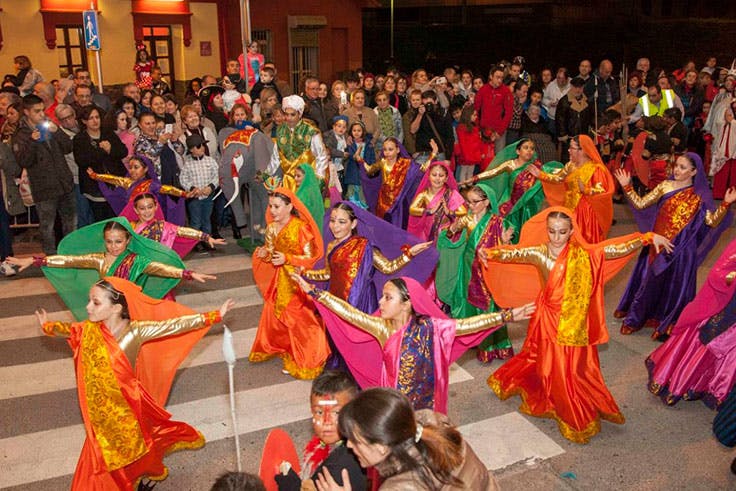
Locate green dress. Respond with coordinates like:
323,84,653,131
296,163,325,234
42,217,186,320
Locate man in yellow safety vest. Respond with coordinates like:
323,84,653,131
629,84,683,124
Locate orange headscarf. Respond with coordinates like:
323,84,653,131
253,187,324,295
104,277,203,406
541,134,615,239
482,206,643,308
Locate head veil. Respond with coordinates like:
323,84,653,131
407,160,465,240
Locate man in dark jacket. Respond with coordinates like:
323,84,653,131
584,59,620,115
302,77,329,132
556,77,593,157
415,90,454,161
12,94,76,254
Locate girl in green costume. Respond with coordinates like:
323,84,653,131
459,139,562,243
436,182,515,362
8,217,216,319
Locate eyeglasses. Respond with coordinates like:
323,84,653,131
59,114,75,121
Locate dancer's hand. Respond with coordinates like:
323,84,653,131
652,233,674,254
190,271,217,283
614,169,631,188
255,246,269,259
208,237,227,248
289,272,315,294
271,251,286,266
511,303,536,321
315,467,351,491
409,241,433,256
501,226,515,245
429,138,439,156
526,165,541,177
219,299,235,318
5,256,34,272
723,187,736,206
34,307,48,328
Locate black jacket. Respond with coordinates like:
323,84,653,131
73,129,128,196
556,94,593,140
12,120,74,200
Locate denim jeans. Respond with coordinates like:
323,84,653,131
187,197,214,235
35,191,77,254
75,184,94,228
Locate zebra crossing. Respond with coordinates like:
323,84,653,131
1,223,734,490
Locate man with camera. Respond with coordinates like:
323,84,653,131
12,94,76,254
411,90,454,164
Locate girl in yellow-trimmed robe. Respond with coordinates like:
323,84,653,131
249,186,329,379
37,277,233,490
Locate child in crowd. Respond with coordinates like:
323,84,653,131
323,115,350,191
273,370,366,491
250,66,282,103
180,134,219,251
344,121,374,207
453,105,492,182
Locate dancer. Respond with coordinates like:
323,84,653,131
88,154,189,223
8,218,215,319
362,137,435,228
36,277,233,489
291,274,533,413
408,159,467,242
460,139,562,243
613,153,734,339
249,185,329,379
528,134,614,243
646,238,736,407
436,182,515,362
481,207,672,443
128,192,226,256
295,163,326,234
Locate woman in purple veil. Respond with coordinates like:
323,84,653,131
613,152,735,340
361,137,434,229
90,154,189,225
302,202,436,370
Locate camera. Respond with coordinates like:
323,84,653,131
424,103,435,112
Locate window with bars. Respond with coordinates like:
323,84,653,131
55,25,88,79
251,30,272,62
289,29,319,94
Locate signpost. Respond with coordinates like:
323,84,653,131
82,5,104,91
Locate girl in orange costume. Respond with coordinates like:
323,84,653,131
528,134,615,243
36,277,234,490
249,185,329,379
480,207,672,443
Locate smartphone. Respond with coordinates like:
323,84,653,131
164,123,173,134
340,91,347,105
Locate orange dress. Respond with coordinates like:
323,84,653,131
538,136,614,243
42,277,221,490
483,207,650,443
250,188,328,379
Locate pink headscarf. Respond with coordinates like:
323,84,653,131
407,160,466,240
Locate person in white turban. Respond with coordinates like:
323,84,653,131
267,95,329,190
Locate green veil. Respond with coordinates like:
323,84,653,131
42,217,185,320
295,163,325,235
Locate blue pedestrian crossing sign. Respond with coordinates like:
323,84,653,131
83,10,101,51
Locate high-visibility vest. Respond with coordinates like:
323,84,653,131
639,89,675,117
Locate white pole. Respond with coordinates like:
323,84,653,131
95,51,104,92
222,325,242,472
390,0,394,60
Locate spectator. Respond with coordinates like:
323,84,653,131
222,58,247,94
133,47,155,89
303,77,329,132
12,55,43,96
343,89,380,143
415,90,454,161
55,103,92,226
73,69,111,112
250,66,282,103
584,59,619,114
73,105,127,221
475,65,514,150
402,89,423,155
71,84,105,119
556,76,593,156
262,62,293,97
675,69,705,128
578,59,593,82
180,134,219,251
238,40,264,89
150,66,172,96
373,90,403,151
506,81,528,143
12,94,76,254
32,81,58,124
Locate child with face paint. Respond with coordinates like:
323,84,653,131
273,370,366,491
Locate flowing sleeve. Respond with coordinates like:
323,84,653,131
603,232,652,259
372,249,411,274
142,261,184,279
42,253,105,273
409,191,431,216
473,160,513,182
485,244,549,268
132,311,221,343
705,202,731,228
285,224,319,268
584,166,611,196
42,321,73,338
304,243,331,281
90,173,132,189
176,225,207,241
455,309,513,336
310,289,391,346
623,182,665,209
364,159,381,176
159,184,188,198
538,163,570,183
